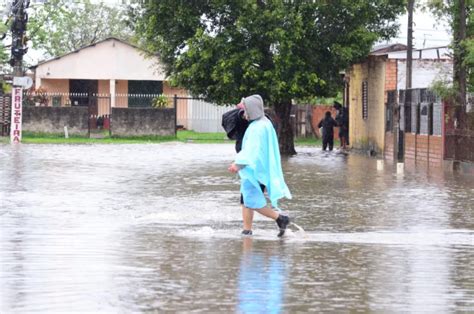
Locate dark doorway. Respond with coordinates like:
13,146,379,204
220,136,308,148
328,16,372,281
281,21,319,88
70,79,99,114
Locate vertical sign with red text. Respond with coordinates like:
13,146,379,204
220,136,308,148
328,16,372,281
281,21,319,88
10,87,23,143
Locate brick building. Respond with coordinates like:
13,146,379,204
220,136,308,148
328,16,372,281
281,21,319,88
344,44,452,167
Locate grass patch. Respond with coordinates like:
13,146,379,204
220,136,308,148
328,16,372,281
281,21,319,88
294,137,342,147
177,130,229,142
0,130,325,146
294,137,322,146
0,130,228,144
0,131,177,144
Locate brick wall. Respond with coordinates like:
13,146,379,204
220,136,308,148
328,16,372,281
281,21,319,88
385,60,397,95
311,105,339,139
404,133,443,167
429,137,443,167
383,60,398,160
405,134,416,162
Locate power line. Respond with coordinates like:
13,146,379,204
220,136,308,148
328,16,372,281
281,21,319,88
414,27,450,32
393,36,451,42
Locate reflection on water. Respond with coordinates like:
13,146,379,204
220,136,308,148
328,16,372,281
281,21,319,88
0,143,473,312
238,238,285,314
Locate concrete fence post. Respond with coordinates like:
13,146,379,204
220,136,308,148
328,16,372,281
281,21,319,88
174,94,178,137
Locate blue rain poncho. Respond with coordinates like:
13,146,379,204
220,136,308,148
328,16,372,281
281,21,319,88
235,117,292,209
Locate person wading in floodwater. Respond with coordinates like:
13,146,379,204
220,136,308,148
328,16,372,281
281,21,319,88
226,94,291,237
317,111,338,151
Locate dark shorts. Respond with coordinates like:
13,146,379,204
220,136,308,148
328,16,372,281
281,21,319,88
240,184,266,205
339,127,348,139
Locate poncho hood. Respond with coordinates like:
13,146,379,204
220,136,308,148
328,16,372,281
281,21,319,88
243,94,264,121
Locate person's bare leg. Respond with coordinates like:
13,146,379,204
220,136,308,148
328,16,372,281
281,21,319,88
242,205,254,231
255,206,279,220
256,206,290,237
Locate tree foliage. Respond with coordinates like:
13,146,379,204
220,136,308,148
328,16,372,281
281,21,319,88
136,0,405,154
426,0,473,92
137,0,404,105
467,37,474,92
0,20,10,74
28,0,133,58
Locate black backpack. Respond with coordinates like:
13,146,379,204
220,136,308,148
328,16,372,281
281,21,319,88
222,108,248,140
222,109,277,140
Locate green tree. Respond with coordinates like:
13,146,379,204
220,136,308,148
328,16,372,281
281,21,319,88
467,38,474,92
427,0,473,93
28,0,133,59
426,0,473,142
136,0,405,155
1,21,10,94
0,21,10,73
462,1,473,93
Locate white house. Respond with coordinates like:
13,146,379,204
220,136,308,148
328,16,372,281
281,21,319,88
30,37,231,131
31,37,188,108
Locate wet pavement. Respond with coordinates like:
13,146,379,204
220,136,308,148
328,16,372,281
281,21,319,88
1,143,473,312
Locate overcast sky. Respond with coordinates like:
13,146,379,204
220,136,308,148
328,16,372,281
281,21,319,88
386,8,451,49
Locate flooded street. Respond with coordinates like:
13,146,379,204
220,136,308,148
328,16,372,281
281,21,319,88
1,143,473,312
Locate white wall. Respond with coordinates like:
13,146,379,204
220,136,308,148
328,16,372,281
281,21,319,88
35,39,166,87
397,60,452,90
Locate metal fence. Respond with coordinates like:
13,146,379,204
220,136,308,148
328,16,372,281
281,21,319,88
386,88,444,162
386,89,474,163
401,89,442,136
386,89,442,136
0,92,233,136
184,98,234,132
0,94,11,136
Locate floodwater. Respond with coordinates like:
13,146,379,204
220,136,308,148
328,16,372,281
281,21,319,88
1,143,473,313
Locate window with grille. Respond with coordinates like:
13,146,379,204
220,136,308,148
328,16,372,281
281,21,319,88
362,81,368,120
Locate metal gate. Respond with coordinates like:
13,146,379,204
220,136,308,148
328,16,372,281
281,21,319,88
88,93,111,137
0,95,11,136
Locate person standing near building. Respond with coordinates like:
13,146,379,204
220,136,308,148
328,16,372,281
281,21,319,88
228,94,291,237
317,111,338,151
334,101,349,149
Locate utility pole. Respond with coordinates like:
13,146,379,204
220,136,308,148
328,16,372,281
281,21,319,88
406,0,414,91
10,0,29,77
453,0,467,163
398,0,415,162
455,0,467,109
9,0,29,143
